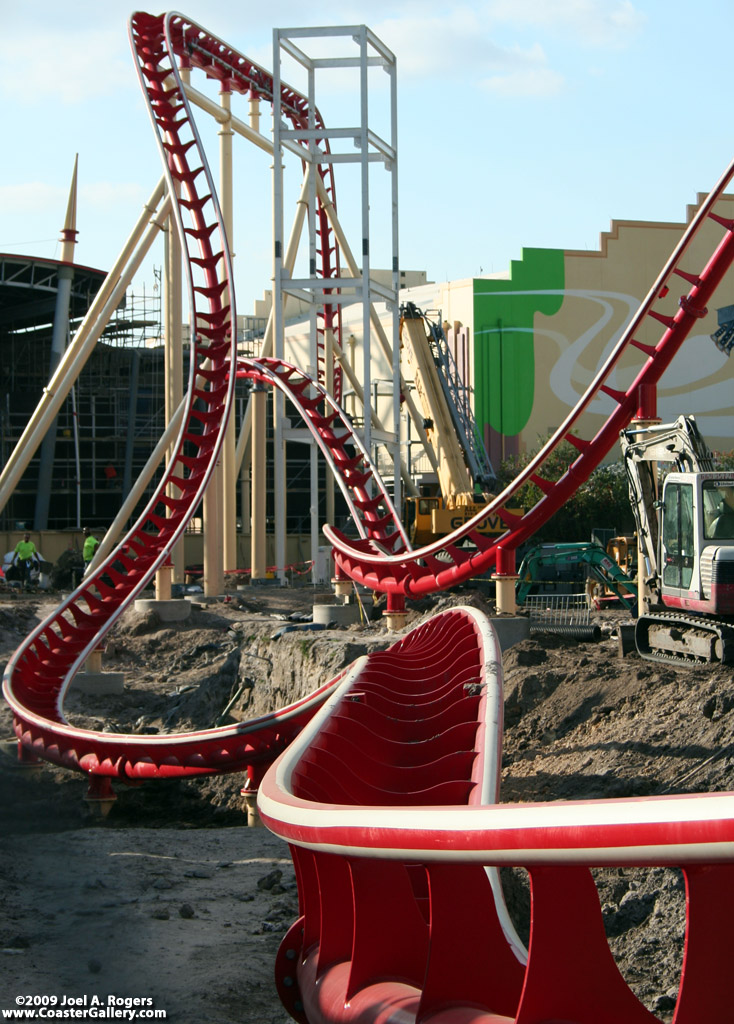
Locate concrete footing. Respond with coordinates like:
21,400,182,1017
313,602,360,627
134,597,192,622
490,615,531,651
71,671,126,695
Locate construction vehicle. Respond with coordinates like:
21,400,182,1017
406,492,515,547
400,303,521,545
620,415,734,664
515,542,638,612
605,534,638,579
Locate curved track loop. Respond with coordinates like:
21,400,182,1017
165,13,344,401
260,607,734,1024
236,357,410,553
0,12,338,788
325,157,734,597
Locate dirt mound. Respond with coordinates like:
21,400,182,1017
2,586,732,1021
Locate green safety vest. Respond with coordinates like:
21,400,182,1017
15,540,36,561
83,536,99,562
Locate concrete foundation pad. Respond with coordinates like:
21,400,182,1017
313,602,360,627
490,615,530,651
71,671,126,696
134,598,192,622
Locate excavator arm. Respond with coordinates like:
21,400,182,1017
516,542,637,611
619,416,715,591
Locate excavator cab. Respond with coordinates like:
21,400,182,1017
622,418,734,662
659,472,734,615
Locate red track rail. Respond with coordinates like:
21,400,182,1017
0,12,346,794
325,158,734,597
165,14,344,401
260,606,734,1024
236,357,409,552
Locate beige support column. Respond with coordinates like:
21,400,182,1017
247,174,310,578
203,403,225,597
240,462,251,561
492,547,519,615
347,334,357,419
251,386,267,579
493,576,519,615
324,328,335,528
220,86,238,579
161,208,184,593
249,93,260,134
155,562,173,600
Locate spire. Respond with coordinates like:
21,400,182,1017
59,154,78,264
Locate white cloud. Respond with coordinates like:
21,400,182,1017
481,64,565,97
372,7,563,86
0,27,132,104
476,40,565,96
374,8,494,77
0,182,66,215
80,182,147,208
484,0,646,47
0,181,145,220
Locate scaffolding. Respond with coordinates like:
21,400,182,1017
0,275,166,531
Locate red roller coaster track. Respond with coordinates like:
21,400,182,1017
164,13,344,402
236,357,410,554
260,606,734,1024
4,12,734,1022
324,159,734,598
1,12,353,796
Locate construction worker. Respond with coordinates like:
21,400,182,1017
82,527,100,573
12,533,39,587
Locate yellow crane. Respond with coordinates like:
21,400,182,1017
400,304,517,546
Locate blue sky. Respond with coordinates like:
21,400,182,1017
2,0,734,313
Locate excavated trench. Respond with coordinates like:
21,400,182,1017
2,587,734,1020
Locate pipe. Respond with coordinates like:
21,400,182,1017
529,624,602,641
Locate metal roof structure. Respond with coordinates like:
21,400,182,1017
0,253,106,336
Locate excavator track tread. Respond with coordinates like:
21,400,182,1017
635,612,734,666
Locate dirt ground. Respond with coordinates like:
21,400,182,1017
1,582,733,1022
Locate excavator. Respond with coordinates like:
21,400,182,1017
515,541,638,612
620,415,734,664
400,304,520,545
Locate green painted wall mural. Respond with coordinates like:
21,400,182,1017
473,248,565,439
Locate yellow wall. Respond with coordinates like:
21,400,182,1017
528,194,734,455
